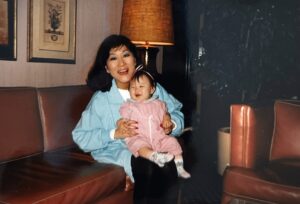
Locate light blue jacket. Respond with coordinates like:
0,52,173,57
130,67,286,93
72,79,184,181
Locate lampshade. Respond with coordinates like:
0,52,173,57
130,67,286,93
120,0,174,46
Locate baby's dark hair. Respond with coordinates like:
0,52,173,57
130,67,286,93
132,69,156,88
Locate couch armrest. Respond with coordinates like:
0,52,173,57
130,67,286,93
230,104,274,169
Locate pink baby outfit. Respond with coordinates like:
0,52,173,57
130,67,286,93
120,98,182,157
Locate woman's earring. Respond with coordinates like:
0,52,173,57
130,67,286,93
105,66,110,73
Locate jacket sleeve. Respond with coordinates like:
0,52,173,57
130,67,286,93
72,93,113,152
155,83,184,136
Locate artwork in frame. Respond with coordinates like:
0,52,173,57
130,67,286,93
0,0,17,61
28,0,76,64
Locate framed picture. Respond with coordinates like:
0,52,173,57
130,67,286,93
28,0,76,64
0,0,17,61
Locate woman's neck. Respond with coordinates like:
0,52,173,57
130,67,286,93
116,81,129,90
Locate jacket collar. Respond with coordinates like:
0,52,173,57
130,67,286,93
106,79,125,104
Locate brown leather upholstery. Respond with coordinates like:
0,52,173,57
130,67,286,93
270,101,300,160
0,85,133,204
222,100,300,204
0,149,127,203
0,88,43,162
37,86,93,151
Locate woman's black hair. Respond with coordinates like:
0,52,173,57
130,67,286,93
86,34,140,92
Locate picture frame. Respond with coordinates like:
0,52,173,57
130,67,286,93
0,0,17,61
28,0,76,64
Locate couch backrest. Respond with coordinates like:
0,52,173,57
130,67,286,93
0,88,44,163
0,85,93,163
37,85,92,152
270,100,300,160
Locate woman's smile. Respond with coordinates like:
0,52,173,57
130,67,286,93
118,68,129,75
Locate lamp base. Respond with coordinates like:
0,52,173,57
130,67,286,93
136,47,159,75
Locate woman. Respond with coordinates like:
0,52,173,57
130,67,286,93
72,34,184,203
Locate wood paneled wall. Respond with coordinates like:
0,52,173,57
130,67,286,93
0,0,123,87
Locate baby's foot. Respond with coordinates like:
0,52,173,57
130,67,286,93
175,161,191,179
178,169,191,179
150,152,174,167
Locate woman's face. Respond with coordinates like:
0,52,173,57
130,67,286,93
106,45,136,89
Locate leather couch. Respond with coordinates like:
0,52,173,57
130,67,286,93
0,85,133,204
221,100,300,204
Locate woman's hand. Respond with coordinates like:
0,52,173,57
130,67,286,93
161,112,174,135
114,118,138,139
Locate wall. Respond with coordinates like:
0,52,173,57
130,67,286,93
188,0,300,102
185,0,300,164
161,0,189,121
0,0,123,87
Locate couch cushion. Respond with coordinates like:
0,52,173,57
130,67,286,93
0,88,43,163
0,148,127,204
223,161,300,204
270,100,300,160
37,85,92,151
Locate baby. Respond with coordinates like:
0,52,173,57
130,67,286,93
119,69,190,179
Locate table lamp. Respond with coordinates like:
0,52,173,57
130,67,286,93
120,0,174,75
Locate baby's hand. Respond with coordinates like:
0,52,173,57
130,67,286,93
114,118,138,139
161,112,174,135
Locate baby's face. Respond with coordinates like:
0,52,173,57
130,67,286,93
129,75,155,102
